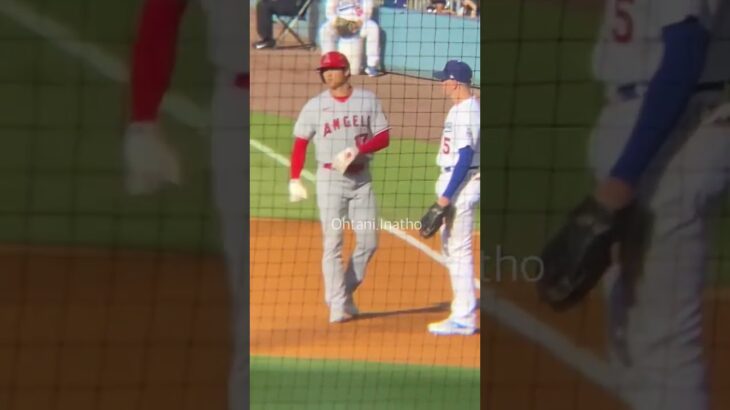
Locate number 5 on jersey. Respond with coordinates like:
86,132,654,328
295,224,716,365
441,136,451,154
613,0,635,43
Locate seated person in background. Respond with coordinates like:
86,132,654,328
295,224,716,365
319,0,382,77
427,0,454,15
253,0,302,49
459,0,478,18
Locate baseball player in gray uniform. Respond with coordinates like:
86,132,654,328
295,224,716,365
586,0,730,408
289,51,390,323
122,0,247,408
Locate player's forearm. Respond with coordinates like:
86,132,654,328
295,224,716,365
130,0,187,122
609,17,709,187
325,0,338,22
357,129,389,154
441,146,474,200
290,137,309,179
361,0,374,21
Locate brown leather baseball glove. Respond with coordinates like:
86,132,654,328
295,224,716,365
334,17,360,38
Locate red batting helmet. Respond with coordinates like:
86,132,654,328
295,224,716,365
317,51,350,71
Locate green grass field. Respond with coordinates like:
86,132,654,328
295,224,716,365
481,0,608,255
0,1,479,408
251,112,481,228
0,0,221,251
251,357,479,410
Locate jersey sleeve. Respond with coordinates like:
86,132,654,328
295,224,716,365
370,97,389,135
451,103,480,151
130,0,188,122
361,0,374,21
325,0,338,22
293,101,317,140
652,0,705,31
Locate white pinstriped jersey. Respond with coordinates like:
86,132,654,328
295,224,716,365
325,0,374,22
437,97,480,168
592,0,730,85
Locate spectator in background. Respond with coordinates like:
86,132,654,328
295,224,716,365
253,0,302,49
320,0,382,76
427,0,455,15
459,0,478,18
427,0,478,18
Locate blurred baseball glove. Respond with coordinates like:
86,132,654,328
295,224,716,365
334,17,360,38
536,195,628,311
419,203,450,238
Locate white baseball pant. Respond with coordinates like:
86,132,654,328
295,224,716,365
436,169,480,327
589,88,730,410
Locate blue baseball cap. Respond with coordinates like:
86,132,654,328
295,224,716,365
433,60,472,84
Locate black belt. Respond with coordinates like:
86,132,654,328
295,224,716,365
444,165,479,172
616,81,726,101
323,162,365,173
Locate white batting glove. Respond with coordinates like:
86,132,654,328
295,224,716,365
123,121,182,195
289,179,308,202
332,147,358,174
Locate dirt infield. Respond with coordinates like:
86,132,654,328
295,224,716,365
483,274,730,410
250,219,480,368
0,245,232,410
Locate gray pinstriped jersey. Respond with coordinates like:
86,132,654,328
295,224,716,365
293,88,389,165
198,0,247,72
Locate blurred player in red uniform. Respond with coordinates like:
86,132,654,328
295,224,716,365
123,1,247,408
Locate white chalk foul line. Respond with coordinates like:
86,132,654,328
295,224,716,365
0,0,622,400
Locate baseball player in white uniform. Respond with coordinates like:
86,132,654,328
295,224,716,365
289,51,390,323
122,0,247,408
427,60,480,336
319,0,382,77
588,0,730,408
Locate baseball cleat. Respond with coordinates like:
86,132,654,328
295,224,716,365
253,39,275,50
329,309,354,324
364,66,381,77
344,299,360,316
427,319,477,336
